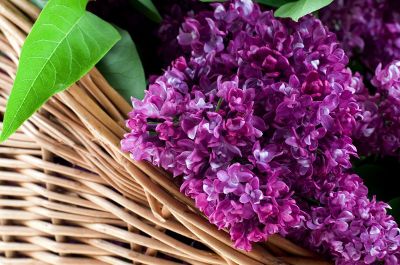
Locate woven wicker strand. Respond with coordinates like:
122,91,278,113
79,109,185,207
0,1,331,264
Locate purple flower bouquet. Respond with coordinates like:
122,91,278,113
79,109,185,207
121,0,400,264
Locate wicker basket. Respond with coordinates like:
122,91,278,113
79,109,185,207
0,1,331,264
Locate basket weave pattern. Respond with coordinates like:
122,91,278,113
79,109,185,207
0,1,329,264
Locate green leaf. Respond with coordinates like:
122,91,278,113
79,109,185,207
30,0,48,8
0,0,121,142
257,0,294,8
97,27,146,101
274,0,333,21
389,198,400,222
128,0,162,23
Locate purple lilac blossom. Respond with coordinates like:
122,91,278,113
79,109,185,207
287,170,400,265
122,0,400,263
320,0,400,71
354,61,400,157
156,0,210,65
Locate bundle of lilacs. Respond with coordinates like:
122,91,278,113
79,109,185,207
122,0,400,264
320,0,400,72
320,0,400,157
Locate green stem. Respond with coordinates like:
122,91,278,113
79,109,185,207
215,98,224,112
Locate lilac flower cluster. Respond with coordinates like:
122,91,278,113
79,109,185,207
156,0,210,65
122,0,400,263
288,170,400,265
354,61,400,157
320,0,400,71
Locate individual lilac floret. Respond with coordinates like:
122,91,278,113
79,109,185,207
354,61,400,157
320,0,400,71
122,1,400,262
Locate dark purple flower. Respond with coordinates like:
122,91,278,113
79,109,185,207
122,1,400,263
354,61,400,157
320,0,400,71
288,172,400,265
156,0,211,65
